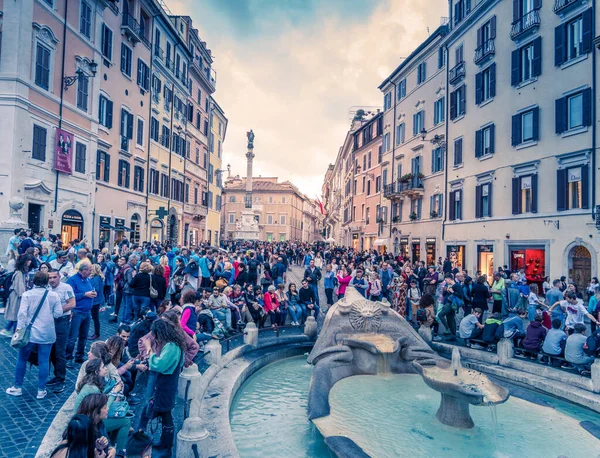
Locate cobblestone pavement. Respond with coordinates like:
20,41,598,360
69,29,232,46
0,307,119,458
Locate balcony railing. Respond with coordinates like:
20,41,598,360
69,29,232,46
120,136,129,152
184,203,208,218
165,58,175,73
383,178,424,199
121,13,150,48
151,91,160,105
510,9,541,41
553,0,580,14
448,61,466,85
474,39,495,65
154,46,164,60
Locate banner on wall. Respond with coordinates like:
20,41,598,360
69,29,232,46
55,128,74,174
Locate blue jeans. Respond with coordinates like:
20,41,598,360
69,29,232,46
131,296,151,321
15,342,52,389
119,294,133,324
66,310,91,361
301,302,320,321
212,308,232,329
288,304,302,323
5,320,17,332
310,284,320,306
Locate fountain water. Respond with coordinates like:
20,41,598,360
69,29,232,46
451,347,461,377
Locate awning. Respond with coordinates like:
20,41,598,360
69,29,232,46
373,238,388,246
100,223,119,230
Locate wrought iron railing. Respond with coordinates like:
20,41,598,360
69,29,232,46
510,9,541,40
448,61,466,85
474,39,495,64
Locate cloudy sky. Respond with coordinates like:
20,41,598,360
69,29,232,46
167,0,448,197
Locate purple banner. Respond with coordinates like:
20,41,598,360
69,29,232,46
55,128,74,174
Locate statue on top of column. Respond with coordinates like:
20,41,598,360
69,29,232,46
246,130,255,149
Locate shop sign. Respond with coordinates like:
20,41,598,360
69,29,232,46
426,238,436,244
568,167,582,183
48,219,54,229
478,245,493,252
99,216,111,227
412,238,421,244
115,218,126,229
55,128,74,174
151,219,163,228
400,237,409,243
595,205,600,229
352,233,359,240
62,210,83,223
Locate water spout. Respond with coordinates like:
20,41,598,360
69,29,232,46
451,348,461,377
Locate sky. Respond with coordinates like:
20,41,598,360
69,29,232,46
166,0,448,197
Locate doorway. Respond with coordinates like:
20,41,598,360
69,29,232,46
61,209,84,247
130,214,141,244
168,214,177,242
28,203,42,233
570,245,591,292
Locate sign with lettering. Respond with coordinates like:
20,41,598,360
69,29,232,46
596,205,600,229
61,209,83,223
55,128,74,174
426,238,436,244
352,233,359,240
100,216,111,227
400,237,409,243
568,167,582,183
115,218,126,229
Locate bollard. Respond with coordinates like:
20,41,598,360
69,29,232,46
591,358,600,393
304,316,318,339
178,363,202,401
418,325,432,343
177,417,210,458
244,321,259,347
497,338,514,365
204,339,222,366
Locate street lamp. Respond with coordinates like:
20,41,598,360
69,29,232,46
421,129,447,149
63,60,98,90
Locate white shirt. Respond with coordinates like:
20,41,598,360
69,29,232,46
51,282,75,317
50,260,74,281
17,287,63,344
561,299,588,328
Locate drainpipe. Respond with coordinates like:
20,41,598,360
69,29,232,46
442,44,449,245
389,81,398,245
591,0,596,220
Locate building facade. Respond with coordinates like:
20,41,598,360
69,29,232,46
206,100,227,245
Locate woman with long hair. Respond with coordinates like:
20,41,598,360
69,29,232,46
1,254,32,336
152,264,167,311
287,283,303,326
138,319,186,453
50,414,99,458
88,264,105,340
76,393,121,458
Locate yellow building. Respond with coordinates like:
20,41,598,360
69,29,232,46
206,99,227,245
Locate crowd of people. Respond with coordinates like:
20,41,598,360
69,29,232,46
1,228,600,456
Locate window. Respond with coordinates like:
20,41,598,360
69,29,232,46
367,180,371,196
194,187,199,204
282,197,286,204
454,0,471,25
431,147,444,173
136,118,144,146
185,183,189,203
101,24,113,60
118,160,130,188
475,183,492,218
35,44,51,90
434,98,445,125
161,126,170,148
120,109,133,150
79,1,92,39
396,123,405,145
280,215,287,225
160,173,169,197
453,138,463,166
555,88,591,134
208,164,214,184
149,169,159,194
475,17,496,62
555,10,592,66
137,60,150,91
383,92,392,110
417,62,427,84
557,166,588,210
98,96,113,128
228,213,235,224
430,194,443,218
450,85,466,120
511,38,541,86
375,176,381,193
383,133,391,152
32,125,47,161
74,143,86,173
475,124,495,158
511,107,539,145
121,44,132,77
150,117,159,142
383,169,388,186
449,189,462,221
133,166,144,192
96,151,110,182
365,207,370,224
267,214,274,225
197,88,202,104
398,79,407,100
77,76,88,111
512,175,538,214
438,47,445,69
475,63,495,104
455,44,464,66
412,110,424,136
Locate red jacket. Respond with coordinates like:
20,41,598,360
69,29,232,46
337,274,352,296
263,292,279,313
163,265,171,289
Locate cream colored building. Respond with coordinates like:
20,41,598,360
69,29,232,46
221,177,310,242
205,100,227,245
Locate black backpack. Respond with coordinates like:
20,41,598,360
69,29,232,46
416,308,428,323
583,330,600,357
0,272,15,300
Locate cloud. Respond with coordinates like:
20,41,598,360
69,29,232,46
167,0,448,196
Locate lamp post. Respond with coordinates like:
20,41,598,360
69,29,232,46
63,60,98,90
420,128,447,149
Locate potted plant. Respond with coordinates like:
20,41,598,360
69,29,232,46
430,210,438,218
417,172,425,179
376,217,384,224
409,212,418,221
399,173,413,183
392,216,400,223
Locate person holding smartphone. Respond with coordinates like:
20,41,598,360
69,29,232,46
66,263,97,367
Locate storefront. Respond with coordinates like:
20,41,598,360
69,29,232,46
99,216,112,249
352,233,359,251
150,219,164,242
477,245,494,280
510,246,546,284
130,214,141,244
446,245,466,270
61,209,84,247
426,238,436,266
411,238,421,263
115,218,126,243
399,237,409,259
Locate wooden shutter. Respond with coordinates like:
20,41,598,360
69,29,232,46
490,16,496,39
489,63,496,97
531,174,538,213
449,191,456,221
475,185,482,218
512,177,520,214
104,154,110,182
438,194,443,217
475,71,483,104
532,107,540,141
487,183,493,217
582,88,592,127
511,49,521,86
532,37,542,77
120,108,126,137
476,27,483,48
96,151,101,179
555,24,565,67
556,169,567,211
475,129,483,157
458,190,463,219
511,114,521,146
127,112,134,139
581,164,590,209
430,195,435,215
459,86,466,116
107,100,113,129
555,97,567,134
450,90,457,120
512,0,520,22
581,8,593,54
489,124,495,154
118,160,123,187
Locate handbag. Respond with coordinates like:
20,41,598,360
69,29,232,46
149,275,158,299
11,290,49,349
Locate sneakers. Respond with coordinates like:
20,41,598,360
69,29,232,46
66,360,76,369
470,343,485,350
46,377,62,387
432,335,443,342
52,384,65,394
5,386,22,397
37,389,47,400
0,329,13,338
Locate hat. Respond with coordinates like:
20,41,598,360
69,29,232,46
428,265,435,269
268,285,276,292
145,312,158,321
57,250,68,257
183,261,199,276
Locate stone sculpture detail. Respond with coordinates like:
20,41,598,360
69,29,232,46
349,300,382,332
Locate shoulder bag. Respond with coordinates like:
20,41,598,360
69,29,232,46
149,274,158,299
11,290,49,349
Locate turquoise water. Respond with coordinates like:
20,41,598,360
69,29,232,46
230,356,600,458
230,356,333,458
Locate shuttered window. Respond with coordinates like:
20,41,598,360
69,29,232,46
555,88,591,134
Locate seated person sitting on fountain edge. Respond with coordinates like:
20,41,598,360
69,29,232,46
458,308,485,346
521,315,547,355
481,312,504,347
565,323,595,374
502,309,527,344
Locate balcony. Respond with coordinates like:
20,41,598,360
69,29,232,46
184,203,208,218
154,46,164,60
553,0,583,14
121,13,150,48
448,61,466,85
383,176,424,200
165,58,175,74
151,91,160,105
510,9,541,41
474,39,495,65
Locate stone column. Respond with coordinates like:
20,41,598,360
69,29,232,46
245,150,254,209
204,339,222,366
177,417,210,458
591,358,600,394
304,316,318,339
244,321,259,347
178,363,202,400
497,338,514,366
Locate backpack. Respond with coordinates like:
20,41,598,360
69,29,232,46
416,308,428,323
583,330,600,357
0,272,15,300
